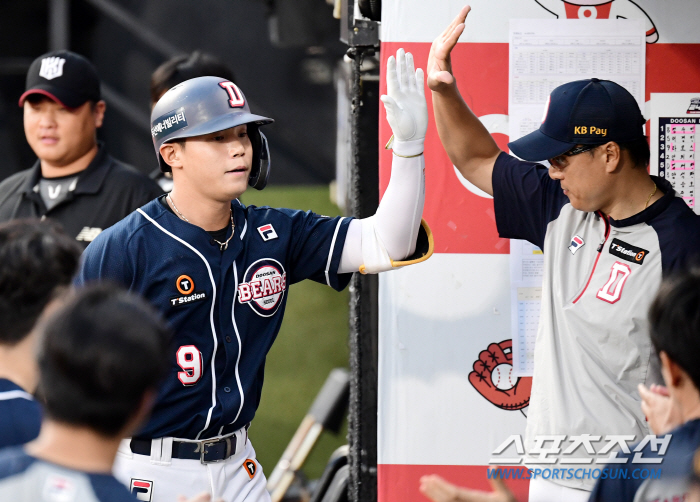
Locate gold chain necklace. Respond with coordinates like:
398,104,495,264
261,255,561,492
644,183,657,210
167,194,235,251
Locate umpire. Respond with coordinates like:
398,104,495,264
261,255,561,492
0,50,162,247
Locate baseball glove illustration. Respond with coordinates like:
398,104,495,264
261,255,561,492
469,339,532,410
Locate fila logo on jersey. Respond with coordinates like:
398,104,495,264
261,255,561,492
39,57,66,80
244,458,257,479
170,274,207,307
609,238,649,265
130,479,154,501
568,235,585,255
42,474,76,502
238,258,286,317
258,224,278,241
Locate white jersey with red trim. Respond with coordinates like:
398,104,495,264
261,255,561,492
492,152,700,490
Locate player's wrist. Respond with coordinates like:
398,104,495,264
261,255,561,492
388,137,424,157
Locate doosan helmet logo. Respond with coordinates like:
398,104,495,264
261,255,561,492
238,258,286,317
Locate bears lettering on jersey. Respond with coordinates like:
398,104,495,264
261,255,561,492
238,258,286,317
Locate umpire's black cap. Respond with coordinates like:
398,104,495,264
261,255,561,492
19,50,101,109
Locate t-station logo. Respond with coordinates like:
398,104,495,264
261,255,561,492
170,274,207,308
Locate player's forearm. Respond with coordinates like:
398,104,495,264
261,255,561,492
338,154,424,273
433,85,500,191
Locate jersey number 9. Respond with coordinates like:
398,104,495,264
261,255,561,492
177,345,203,385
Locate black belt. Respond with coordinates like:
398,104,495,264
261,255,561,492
130,436,237,464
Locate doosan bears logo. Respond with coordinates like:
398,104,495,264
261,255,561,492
238,258,287,317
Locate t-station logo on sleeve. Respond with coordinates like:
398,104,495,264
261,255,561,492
170,274,207,308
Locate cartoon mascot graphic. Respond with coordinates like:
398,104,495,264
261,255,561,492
535,0,659,43
469,339,532,416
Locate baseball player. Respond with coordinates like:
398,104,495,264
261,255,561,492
424,6,700,502
76,48,431,501
0,285,218,502
0,219,81,449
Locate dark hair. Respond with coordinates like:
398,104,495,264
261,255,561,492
150,51,236,105
37,284,171,436
619,137,650,169
0,220,81,345
649,269,700,390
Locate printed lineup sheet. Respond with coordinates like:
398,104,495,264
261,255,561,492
507,19,646,376
509,18,646,143
509,240,542,376
649,93,700,214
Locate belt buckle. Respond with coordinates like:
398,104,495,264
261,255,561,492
196,436,232,464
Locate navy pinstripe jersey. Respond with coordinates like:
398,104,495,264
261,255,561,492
0,448,134,501
76,198,352,440
492,152,700,490
0,379,41,448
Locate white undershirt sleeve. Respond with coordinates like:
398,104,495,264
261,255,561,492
338,153,425,274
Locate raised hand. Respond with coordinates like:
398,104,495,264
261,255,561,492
427,5,471,92
381,48,428,157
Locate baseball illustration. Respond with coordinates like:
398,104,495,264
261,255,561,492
492,363,517,391
469,339,532,411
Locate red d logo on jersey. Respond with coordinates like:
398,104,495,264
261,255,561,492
238,258,286,317
244,459,257,479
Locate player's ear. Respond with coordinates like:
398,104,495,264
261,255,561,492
92,100,106,128
160,143,184,170
603,141,622,173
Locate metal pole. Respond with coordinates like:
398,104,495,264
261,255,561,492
346,46,379,502
49,0,70,51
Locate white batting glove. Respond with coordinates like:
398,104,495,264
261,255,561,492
381,48,428,157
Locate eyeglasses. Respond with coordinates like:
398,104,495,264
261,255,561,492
548,144,601,169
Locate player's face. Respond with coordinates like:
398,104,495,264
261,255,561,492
177,124,253,201
23,96,104,166
548,145,611,212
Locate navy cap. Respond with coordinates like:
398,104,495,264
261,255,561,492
19,51,101,109
508,78,646,162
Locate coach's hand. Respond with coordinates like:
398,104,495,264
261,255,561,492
381,48,428,157
419,474,516,502
427,5,470,93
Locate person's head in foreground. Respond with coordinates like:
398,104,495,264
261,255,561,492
0,219,81,390
509,78,651,214
649,269,700,422
0,284,171,500
152,75,273,204
19,50,106,173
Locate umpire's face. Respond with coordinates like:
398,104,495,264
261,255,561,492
23,96,105,167
164,124,253,202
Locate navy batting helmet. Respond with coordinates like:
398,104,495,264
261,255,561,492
150,76,274,190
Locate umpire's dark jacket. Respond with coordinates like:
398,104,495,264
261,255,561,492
0,143,163,248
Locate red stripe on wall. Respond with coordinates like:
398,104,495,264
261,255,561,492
378,464,530,501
